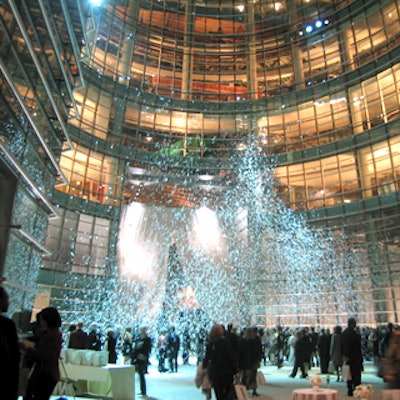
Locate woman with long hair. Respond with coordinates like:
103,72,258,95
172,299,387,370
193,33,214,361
203,324,239,400
21,307,62,400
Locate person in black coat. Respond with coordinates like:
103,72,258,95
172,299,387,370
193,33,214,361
132,327,152,396
238,327,262,396
68,321,88,349
21,307,62,400
105,330,117,364
0,286,20,400
226,323,240,366
318,328,331,374
342,318,363,396
88,325,103,351
166,326,180,372
203,324,239,400
289,329,310,378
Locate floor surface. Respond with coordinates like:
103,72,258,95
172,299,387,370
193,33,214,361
37,359,387,400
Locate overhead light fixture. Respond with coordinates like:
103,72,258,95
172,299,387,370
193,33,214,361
198,175,214,181
315,20,323,28
305,24,313,33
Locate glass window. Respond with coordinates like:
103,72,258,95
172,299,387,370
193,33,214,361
275,153,358,210
359,137,400,197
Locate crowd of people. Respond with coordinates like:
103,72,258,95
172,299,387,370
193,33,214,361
1,283,400,400
63,317,400,400
61,316,400,400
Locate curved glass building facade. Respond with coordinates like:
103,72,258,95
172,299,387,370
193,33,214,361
1,0,400,330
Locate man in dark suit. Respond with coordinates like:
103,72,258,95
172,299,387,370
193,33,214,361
68,321,88,349
342,318,363,396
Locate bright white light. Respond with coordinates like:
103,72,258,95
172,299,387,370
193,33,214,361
118,203,159,281
237,4,245,12
305,24,313,33
330,97,347,105
315,20,323,28
89,0,102,6
198,174,214,181
374,148,389,158
192,207,223,252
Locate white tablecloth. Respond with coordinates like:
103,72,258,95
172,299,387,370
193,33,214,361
292,388,339,400
59,363,135,400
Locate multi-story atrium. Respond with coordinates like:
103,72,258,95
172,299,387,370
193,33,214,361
1,0,400,332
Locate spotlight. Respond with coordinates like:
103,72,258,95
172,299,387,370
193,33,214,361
315,19,323,28
305,24,313,33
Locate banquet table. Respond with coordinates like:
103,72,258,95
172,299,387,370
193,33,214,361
59,363,135,400
292,388,339,400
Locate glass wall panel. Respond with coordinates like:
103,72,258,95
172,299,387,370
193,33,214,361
58,144,120,205
43,210,110,276
359,137,399,197
275,153,358,209
379,66,400,122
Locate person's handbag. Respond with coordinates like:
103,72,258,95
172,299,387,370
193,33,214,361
194,361,212,390
235,384,249,400
342,362,352,381
257,370,267,385
195,362,206,388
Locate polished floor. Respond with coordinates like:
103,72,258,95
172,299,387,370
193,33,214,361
41,358,388,400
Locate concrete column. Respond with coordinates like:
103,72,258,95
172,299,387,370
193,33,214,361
291,46,305,90
181,0,195,100
357,148,372,198
245,1,258,101
114,0,139,138
287,0,305,91
338,22,353,71
118,0,140,83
